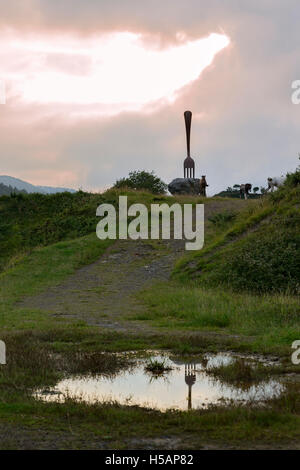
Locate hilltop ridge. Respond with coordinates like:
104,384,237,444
175,170,300,294
0,175,76,195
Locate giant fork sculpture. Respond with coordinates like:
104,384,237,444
183,110,195,178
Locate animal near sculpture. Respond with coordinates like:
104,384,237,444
240,183,252,199
200,176,209,197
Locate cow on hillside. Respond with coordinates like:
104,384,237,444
267,176,286,192
240,183,252,199
199,176,209,197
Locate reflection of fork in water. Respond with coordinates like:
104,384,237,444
185,364,196,410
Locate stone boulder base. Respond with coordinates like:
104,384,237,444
168,178,201,195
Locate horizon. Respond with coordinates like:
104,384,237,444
0,173,270,195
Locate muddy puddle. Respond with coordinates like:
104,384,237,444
35,352,284,411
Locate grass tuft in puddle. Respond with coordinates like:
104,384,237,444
144,359,173,375
206,357,277,387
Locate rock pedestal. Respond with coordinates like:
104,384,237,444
168,178,201,195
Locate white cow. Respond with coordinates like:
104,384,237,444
267,176,286,192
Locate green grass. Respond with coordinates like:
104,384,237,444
144,359,172,375
0,185,299,448
0,188,223,272
0,327,299,448
174,182,300,295
134,281,300,355
0,384,299,448
0,233,113,330
206,358,278,386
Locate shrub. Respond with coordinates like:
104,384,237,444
285,170,300,188
285,155,300,188
180,165,300,295
114,170,167,194
205,211,300,294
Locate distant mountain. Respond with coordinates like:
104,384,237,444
0,176,76,194
0,182,27,196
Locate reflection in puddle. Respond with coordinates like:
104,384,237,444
35,352,284,411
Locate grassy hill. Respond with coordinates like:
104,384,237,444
175,170,300,295
0,191,102,271
0,188,206,272
1,174,299,293
0,175,299,449
134,170,300,353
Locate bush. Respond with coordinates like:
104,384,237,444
285,155,300,188
204,211,300,294
285,170,300,188
180,165,300,295
114,170,167,194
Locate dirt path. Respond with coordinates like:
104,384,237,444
20,199,246,333
21,237,183,332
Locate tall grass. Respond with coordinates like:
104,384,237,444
135,281,300,352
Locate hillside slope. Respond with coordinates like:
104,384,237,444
175,172,300,294
0,182,27,196
0,189,244,273
0,190,106,271
0,175,76,194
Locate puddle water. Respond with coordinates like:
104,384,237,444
35,352,284,411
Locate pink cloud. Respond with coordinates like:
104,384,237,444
1,30,229,114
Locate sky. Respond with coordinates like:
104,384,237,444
0,0,300,194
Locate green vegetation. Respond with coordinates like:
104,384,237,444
0,330,299,449
175,176,300,295
135,281,300,354
0,169,299,449
114,170,168,194
134,169,300,359
0,187,205,272
214,186,261,199
206,358,276,386
1,388,300,449
0,190,107,272
144,359,172,375
208,210,236,229
0,183,27,196
0,233,113,331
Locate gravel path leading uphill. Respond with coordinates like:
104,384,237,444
20,199,246,333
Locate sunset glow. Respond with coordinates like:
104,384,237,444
3,31,229,113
